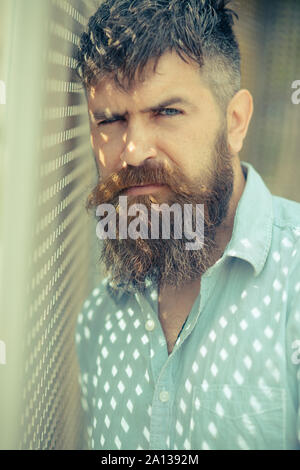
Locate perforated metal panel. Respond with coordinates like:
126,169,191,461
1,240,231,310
0,0,299,451
0,0,101,450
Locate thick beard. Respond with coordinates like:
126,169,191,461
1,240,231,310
88,126,234,295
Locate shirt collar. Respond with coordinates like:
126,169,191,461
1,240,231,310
221,160,274,277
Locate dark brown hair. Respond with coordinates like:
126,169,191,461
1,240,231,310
75,0,241,111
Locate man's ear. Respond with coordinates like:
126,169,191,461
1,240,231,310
227,89,253,154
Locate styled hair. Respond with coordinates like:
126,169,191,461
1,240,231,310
75,0,241,112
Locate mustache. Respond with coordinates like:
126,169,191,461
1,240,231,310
86,161,217,210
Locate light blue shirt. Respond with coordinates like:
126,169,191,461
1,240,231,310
74,161,300,450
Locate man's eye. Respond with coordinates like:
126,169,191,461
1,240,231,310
156,107,181,116
97,108,181,127
97,118,123,127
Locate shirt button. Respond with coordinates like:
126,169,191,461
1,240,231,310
145,319,155,331
159,391,169,402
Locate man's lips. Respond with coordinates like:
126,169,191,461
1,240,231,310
123,184,167,196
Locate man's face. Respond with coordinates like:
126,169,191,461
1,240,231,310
88,50,223,184
86,50,234,293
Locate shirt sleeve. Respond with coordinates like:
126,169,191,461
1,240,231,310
286,235,300,449
74,293,94,450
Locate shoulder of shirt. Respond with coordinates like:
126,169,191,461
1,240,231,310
271,195,300,282
272,195,300,247
272,194,300,231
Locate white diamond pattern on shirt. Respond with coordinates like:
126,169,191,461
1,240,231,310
74,228,300,450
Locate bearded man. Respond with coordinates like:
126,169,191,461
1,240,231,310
74,0,300,450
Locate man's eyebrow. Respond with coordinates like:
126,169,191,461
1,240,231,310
91,96,193,120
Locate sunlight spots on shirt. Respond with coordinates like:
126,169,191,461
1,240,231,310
210,363,218,377
180,398,187,414
74,177,300,449
104,415,110,429
282,267,289,276
115,435,121,449
176,420,183,436
233,370,244,385
184,438,191,450
125,365,132,378
243,355,252,369
110,397,116,410
118,381,125,393
272,251,281,262
264,326,274,339
241,290,247,299
253,339,262,352
274,342,284,358
229,304,238,314
237,434,251,450
215,402,225,418
143,426,150,442
251,307,261,318
293,227,300,237
265,359,281,382
209,330,216,342
150,290,158,300
184,379,192,394
219,348,228,361
240,238,252,248
93,287,101,297
105,320,113,331
101,346,108,358
219,316,228,328
240,319,248,330
281,237,293,248
75,333,81,344
133,349,140,360
273,279,282,291
87,309,94,320
229,334,238,346
110,332,117,343
208,422,218,437
121,417,129,433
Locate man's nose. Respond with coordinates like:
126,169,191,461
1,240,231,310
120,122,157,166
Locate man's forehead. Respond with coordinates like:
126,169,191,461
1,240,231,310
87,50,204,105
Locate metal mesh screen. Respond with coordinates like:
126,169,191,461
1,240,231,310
0,0,101,450
0,0,299,451
20,0,95,449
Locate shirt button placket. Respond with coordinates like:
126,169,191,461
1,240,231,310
144,314,172,449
